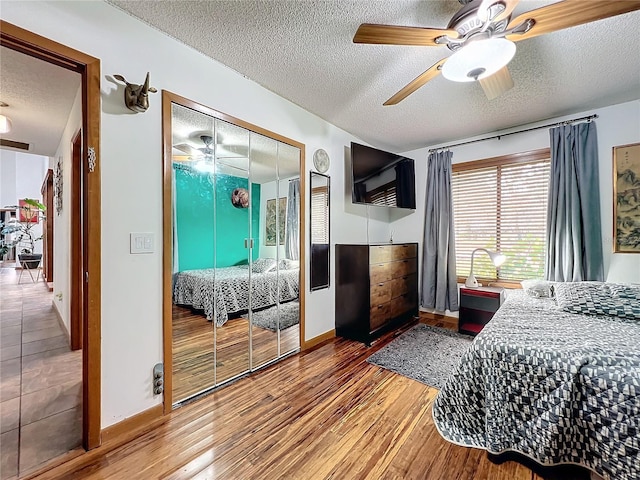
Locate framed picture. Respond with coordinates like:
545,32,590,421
613,142,640,253
265,197,287,246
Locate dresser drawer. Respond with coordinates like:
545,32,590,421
389,273,417,299
369,244,417,264
370,245,392,264
389,244,417,261
370,263,393,284
370,302,391,331
390,294,414,318
370,281,392,305
389,259,417,279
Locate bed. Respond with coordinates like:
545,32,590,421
433,282,640,480
173,261,299,326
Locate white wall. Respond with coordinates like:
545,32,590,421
52,85,83,335
0,149,49,256
0,1,384,428
394,100,640,287
0,150,17,207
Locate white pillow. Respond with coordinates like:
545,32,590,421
520,279,553,298
252,258,277,273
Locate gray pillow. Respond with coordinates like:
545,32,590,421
554,281,640,320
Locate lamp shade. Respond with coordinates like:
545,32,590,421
441,38,516,83
0,114,12,134
465,248,507,288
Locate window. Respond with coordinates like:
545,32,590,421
311,185,329,243
452,149,550,283
366,182,396,206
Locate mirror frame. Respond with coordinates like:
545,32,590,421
162,90,306,411
310,171,330,291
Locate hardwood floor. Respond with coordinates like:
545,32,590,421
34,323,542,480
172,305,299,402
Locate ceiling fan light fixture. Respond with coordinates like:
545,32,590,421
479,65,514,100
441,37,516,82
0,114,12,134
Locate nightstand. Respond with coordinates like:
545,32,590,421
459,286,504,336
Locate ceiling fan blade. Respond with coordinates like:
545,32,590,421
506,0,640,42
479,66,514,100
353,24,458,46
173,143,201,156
384,58,448,106
479,0,520,23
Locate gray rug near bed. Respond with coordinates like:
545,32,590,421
367,324,473,389
246,301,300,331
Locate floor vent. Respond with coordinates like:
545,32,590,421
0,139,30,151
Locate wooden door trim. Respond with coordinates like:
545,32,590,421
70,130,83,351
0,20,102,449
161,90,307,412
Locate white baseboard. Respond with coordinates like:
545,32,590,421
52,299,70,345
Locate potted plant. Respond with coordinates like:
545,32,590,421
1,198,46,269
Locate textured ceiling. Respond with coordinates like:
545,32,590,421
0,46,81,157
109,0,640,153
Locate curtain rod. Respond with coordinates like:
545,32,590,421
428,114,598,153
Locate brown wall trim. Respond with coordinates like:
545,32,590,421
162,90,307,411
453,148,551,172
21,404,165,480
1,20,102,450
100,404,165,446
303,329,336,350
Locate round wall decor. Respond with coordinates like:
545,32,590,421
231,187,249,208
313,148,330,173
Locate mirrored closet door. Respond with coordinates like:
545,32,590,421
164,93,304,406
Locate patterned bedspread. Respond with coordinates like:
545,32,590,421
433,289,640,480
173,266,299,326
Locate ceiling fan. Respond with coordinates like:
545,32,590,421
353,0,640,105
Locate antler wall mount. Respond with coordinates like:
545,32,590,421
113,72,157,112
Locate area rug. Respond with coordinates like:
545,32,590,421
246,301,299,332
366,324,474,389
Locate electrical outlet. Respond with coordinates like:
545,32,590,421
55,292,63,301
153,363,164,395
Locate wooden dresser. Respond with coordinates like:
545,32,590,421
336,243,418,344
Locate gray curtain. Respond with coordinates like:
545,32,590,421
545,121,603,281
285,178,300,260
421,150,458,311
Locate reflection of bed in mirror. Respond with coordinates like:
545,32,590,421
173,260,299,326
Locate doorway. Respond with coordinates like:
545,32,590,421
0,20,102,476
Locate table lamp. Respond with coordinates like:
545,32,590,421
465,248,506,288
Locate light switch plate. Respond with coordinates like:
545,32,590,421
130,232,154,254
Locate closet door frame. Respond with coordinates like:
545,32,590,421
162,91,306,412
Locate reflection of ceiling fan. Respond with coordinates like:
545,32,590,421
173,135,216,172
353,0,640,105
173,134,214,159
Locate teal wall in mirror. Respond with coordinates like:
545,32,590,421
174,165,260,270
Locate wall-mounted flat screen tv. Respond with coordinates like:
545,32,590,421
351,142,416,209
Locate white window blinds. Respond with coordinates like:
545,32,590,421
311,186,329,243
452,151,550,282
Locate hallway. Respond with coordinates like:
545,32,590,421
0,264,82,479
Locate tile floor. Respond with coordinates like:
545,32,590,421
0,264,82,479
